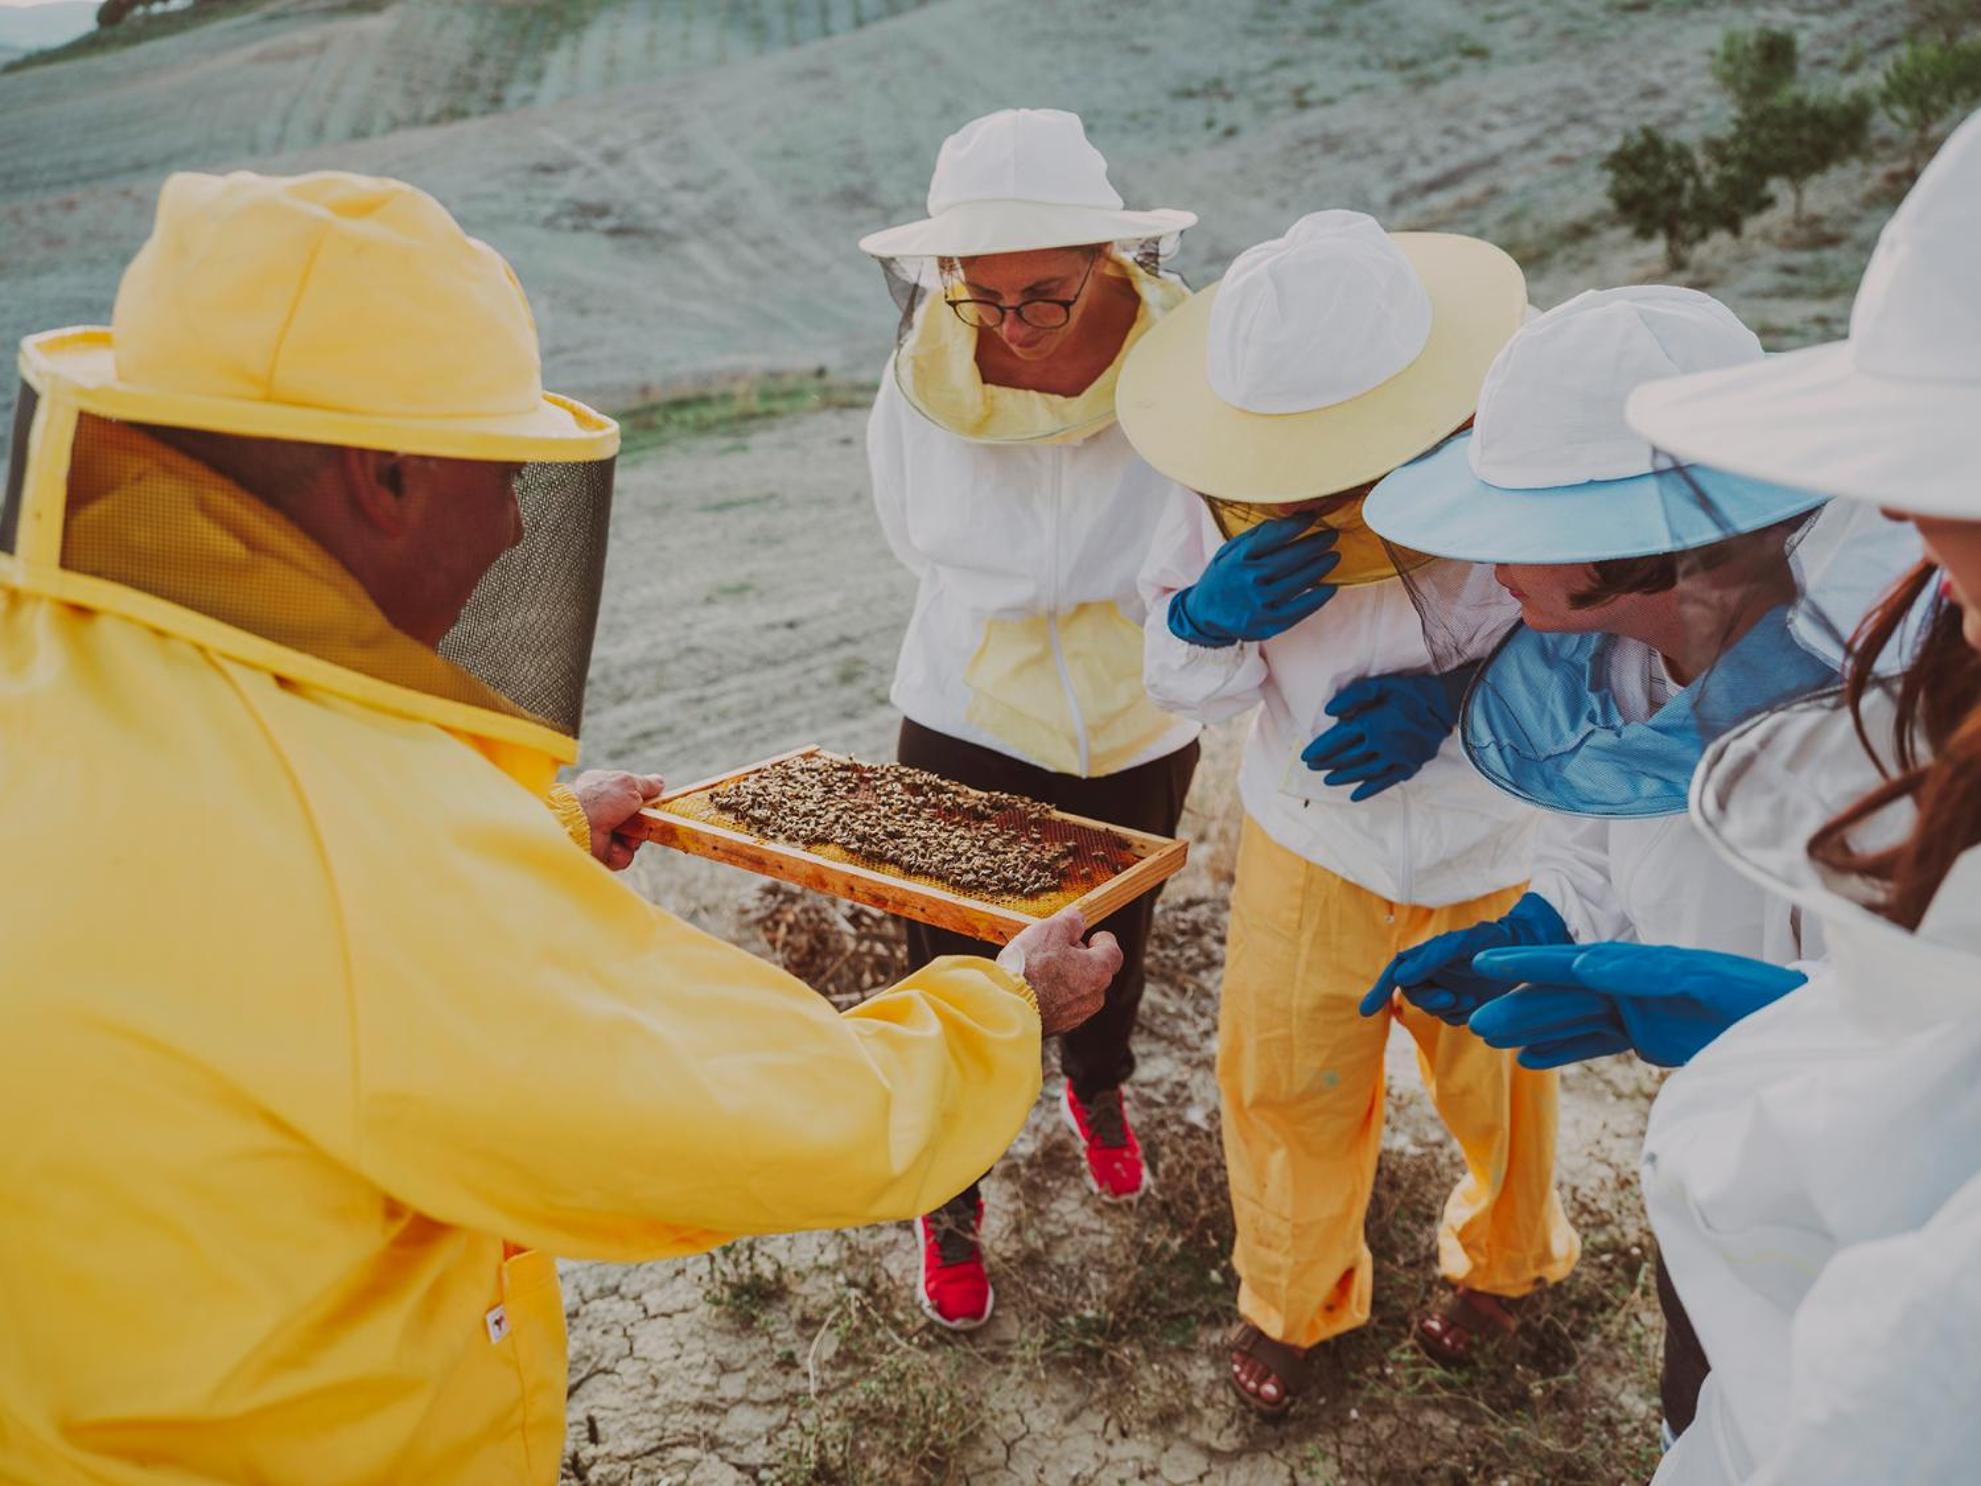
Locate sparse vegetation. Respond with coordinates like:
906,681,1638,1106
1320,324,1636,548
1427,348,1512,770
613,373,876,459
1878,33,1981,173
1605,25,1878,264
702,1239,792,1329
1604,125,1750,269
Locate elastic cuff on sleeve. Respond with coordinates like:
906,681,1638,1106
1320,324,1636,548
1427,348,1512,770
545,784,593,854
983,956,1040,1020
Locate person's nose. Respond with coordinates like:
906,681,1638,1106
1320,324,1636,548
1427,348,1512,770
999,315,1046,350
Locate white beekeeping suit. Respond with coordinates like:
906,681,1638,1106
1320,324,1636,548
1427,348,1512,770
1622,107,1981,1485
1646,691,1981,1485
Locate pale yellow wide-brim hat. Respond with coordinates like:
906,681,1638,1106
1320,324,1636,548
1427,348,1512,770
1118,211,1525,500
21,169,616,463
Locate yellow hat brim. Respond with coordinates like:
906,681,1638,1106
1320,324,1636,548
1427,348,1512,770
1116,233,1525,501
20,329,619,463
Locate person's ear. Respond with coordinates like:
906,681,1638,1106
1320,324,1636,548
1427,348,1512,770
335,446,409,537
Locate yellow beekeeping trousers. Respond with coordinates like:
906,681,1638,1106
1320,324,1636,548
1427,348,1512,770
1218,816,1581,1349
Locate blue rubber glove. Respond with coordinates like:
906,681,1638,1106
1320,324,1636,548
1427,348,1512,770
1358,892,1571,1023
1467,943,1809,1069
1301,665,1476,802
1169,515,1340,648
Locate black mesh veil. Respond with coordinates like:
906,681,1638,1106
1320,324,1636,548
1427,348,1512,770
0,385,37,558
13,403,614,741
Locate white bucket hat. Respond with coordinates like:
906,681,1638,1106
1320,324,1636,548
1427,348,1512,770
857,108,1195,259
1627,107,1981,519
1366,285,1825,561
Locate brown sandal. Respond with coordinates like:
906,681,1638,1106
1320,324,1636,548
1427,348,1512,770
1226,1321,1308,1418
1417,1287,1522,1366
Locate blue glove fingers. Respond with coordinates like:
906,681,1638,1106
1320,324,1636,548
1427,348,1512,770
1252,541,1344,589
1469,986,1616,1047
1300,723,1367,769
1258,582,1339,628
1321,756,1389,786
1348,767,1412,802
1322,675,1391,721
1241,514,1339,558
1359,929,1474,1017
1566,941,1808,1001
1468,944,1593,987
1517,1029,1637,1071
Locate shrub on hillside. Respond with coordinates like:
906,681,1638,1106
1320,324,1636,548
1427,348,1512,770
1713,26,1800,111
1880,35,1981,173
1604,126,1750,270
1745,87,1875,220
1604,26,1881,262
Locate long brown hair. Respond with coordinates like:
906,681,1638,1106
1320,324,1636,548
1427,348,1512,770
1807,561,1981,928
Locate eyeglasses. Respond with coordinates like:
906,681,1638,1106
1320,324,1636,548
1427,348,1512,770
944,253,1101,330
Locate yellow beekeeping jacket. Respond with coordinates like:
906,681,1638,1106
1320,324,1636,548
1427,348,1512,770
0,429,1042,1484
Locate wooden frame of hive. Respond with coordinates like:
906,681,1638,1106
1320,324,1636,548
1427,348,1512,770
630,746,1190,944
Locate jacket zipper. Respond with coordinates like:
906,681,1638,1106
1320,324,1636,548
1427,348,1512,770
1044,450,1090,777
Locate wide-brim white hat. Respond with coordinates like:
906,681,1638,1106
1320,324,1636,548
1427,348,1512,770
860,200,1196,258
1626,343,1978,520
1627,108,1981,521
858,108,1194,259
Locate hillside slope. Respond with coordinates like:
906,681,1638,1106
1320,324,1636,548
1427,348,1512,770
1,0,1915,451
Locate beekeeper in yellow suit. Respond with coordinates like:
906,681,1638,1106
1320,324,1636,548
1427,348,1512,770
0,170,1122,1486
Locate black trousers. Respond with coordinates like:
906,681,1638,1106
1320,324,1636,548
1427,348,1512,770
896,718,1200,1209
1657,1250,1710,1436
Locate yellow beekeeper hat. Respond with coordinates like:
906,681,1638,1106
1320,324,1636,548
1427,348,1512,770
1117,210,1522,500
20,169,616,463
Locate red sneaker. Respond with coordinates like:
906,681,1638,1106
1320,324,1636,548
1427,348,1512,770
1060,1080,1149,1202
914,1193,993,1331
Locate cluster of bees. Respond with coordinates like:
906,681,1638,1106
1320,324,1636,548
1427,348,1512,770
711,755,1080,899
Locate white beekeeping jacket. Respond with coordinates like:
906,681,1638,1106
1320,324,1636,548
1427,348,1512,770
868,367,1199,779
1645,691,1981,1485
1137,483,1533,907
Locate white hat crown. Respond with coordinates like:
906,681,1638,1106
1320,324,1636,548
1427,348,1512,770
1851,110,1981,383
926,109,1124,216
1206,210,1432,415
1470,286,1764,489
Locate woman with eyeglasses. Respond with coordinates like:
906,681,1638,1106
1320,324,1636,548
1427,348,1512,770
857,109,1202,1331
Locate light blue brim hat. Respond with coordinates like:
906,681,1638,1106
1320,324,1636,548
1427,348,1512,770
1363,429,1829,564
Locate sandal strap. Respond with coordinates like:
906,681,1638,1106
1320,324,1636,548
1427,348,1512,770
1444,1287,1522,1337
1228,1321,1310,1386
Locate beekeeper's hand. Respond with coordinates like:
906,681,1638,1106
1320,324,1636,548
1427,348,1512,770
572,769,668,871
1169,515,1340,647
998,909,1123,1037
